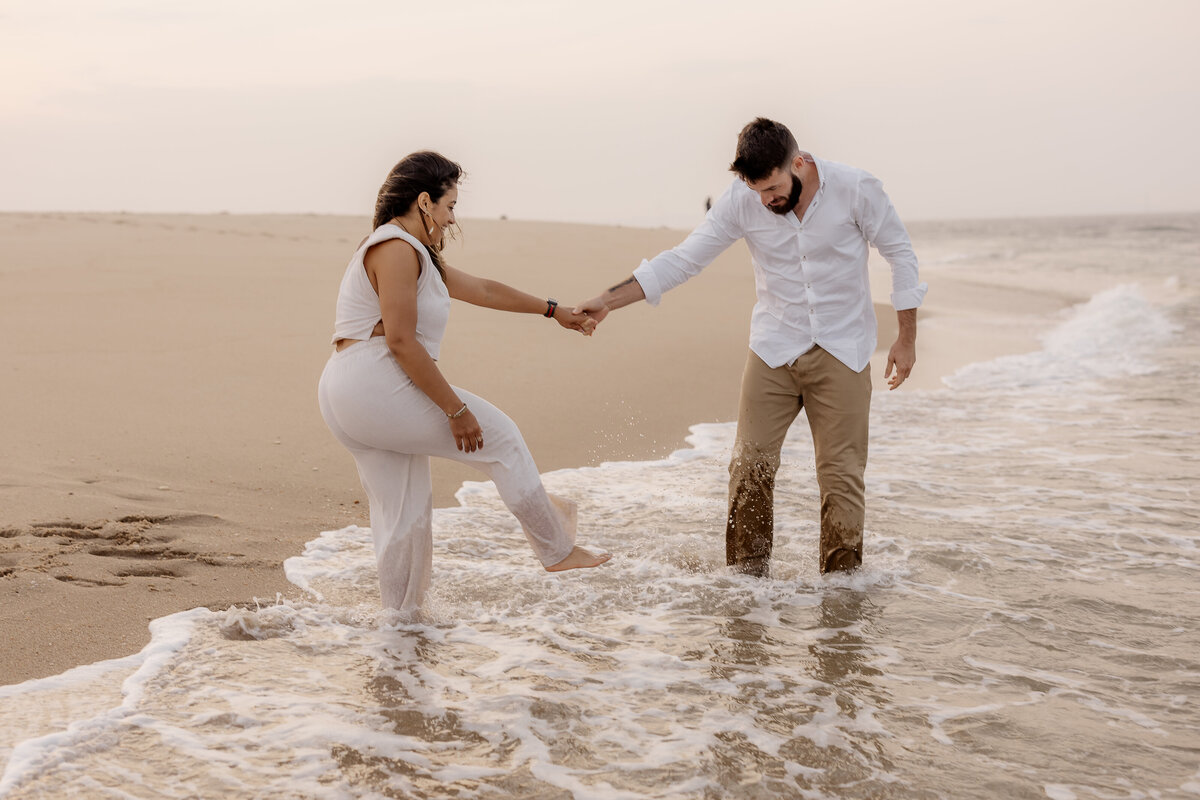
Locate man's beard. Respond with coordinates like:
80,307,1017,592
768,172,803,215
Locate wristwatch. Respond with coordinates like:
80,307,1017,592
544,298,558,318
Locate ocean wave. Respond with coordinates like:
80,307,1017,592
943,283,1180,391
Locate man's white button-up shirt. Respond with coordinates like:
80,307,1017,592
633,155,927,372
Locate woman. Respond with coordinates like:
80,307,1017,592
318,151,610,614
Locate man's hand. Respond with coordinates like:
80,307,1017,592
569,275,646,335
884,338,915,390
554,306,599,335
571,296,610,330
885,308,918,390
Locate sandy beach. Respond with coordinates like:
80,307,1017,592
0,211,1062,686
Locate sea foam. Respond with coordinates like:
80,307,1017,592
944,283,1179,391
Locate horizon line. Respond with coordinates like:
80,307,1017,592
1,207,1198,231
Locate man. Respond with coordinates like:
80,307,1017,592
576,117,926,577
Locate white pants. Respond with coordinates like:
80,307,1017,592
317,338,575,613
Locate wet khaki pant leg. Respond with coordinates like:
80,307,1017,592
800,348,871,573
725,347,871,575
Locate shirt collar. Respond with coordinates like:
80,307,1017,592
799,151,825,192
734,153,826,225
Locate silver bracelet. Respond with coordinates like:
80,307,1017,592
447,402,469,419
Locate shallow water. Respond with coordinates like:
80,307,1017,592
2,214,1198,799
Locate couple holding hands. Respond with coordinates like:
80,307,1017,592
317,117,927,614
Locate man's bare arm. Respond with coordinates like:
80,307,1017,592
884,308,917,390
572,276,647,325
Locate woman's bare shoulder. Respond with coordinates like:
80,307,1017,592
365,236,421,272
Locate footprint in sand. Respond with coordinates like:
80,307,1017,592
1,514,247,588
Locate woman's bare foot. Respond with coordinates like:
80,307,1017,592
546,546,611,572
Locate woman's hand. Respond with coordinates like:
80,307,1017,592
449,408,484,452
553,306,598,336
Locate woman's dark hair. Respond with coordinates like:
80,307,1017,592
373,151,463,278
729,117,799,182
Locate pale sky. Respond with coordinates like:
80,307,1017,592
2,0,1197,227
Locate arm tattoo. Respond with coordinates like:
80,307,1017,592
607,276,638,293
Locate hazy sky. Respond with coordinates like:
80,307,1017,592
2,0,1197,227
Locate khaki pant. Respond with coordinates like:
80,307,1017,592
726,347,871,576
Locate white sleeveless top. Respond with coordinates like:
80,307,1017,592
330,224,451,359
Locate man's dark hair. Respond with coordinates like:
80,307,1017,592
729,117,799,182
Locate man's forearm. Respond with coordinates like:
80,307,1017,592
573,274,648,326
599,275,647,311
896,308,917,344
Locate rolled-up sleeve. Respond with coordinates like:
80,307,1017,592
890,282,928,310
632,258,664,306
633,186,742,307
856,172,928,310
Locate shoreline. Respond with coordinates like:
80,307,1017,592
0,212,1062,686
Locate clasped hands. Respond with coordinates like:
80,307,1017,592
554,297,608,337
